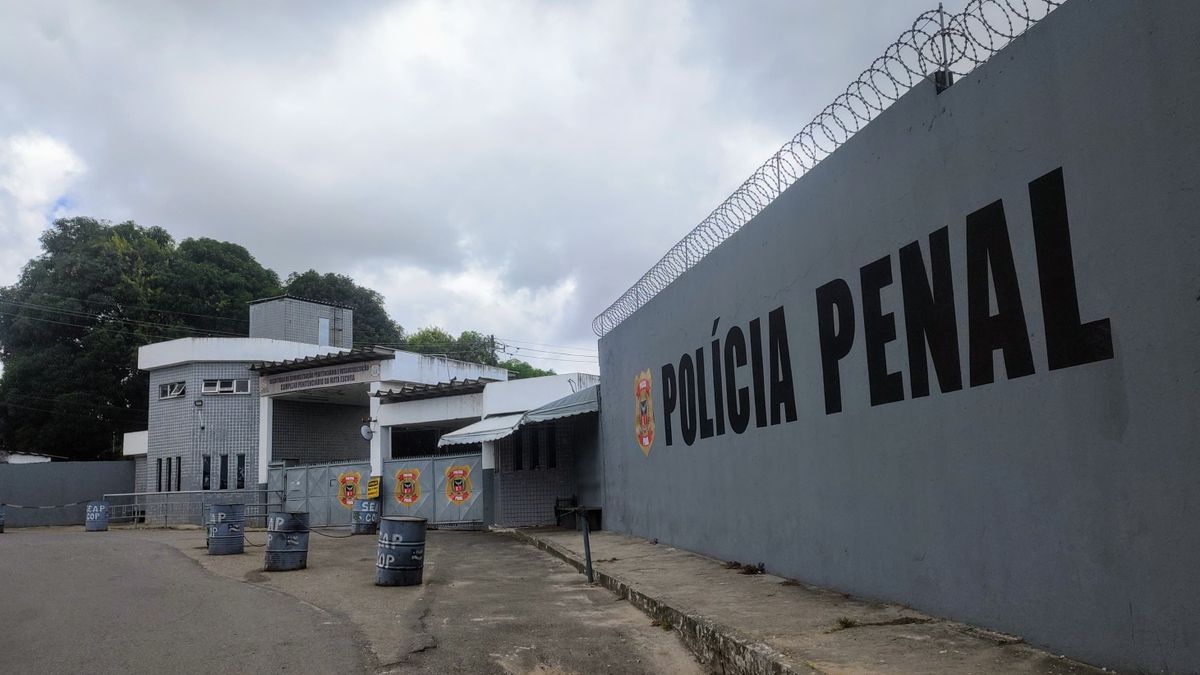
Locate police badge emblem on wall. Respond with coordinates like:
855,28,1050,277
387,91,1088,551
338,471,361,508
394,468,421,506
444,465,472,503
634,369,655,456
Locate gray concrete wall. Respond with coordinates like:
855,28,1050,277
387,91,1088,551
571,415,603,508
596,1,1200,671
271,399,369,464
249,298,353,348
0,461,134,527
147,362,261,491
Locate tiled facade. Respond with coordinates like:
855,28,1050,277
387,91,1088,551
249,297,353,348
147,362,261,491
271,399,370,464
133,455,148,493
494,419,577,527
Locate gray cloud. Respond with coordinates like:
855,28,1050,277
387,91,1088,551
0,0,941,373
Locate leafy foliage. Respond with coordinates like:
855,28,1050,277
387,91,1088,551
498,358,556,379
403,326,457,357
404,328,552,377
0,218,284,458
284,270,403,346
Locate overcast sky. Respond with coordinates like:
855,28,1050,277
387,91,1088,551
0,0,942,374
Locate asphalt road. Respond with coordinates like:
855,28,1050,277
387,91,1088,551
0,528,364,675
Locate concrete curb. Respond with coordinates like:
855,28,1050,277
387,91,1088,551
505,529,816,675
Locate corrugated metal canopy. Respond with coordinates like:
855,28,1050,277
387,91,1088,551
522,384,599,425
375,379,488,403
250,346,394,375
437,414,525,447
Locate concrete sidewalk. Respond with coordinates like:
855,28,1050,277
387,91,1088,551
508,528,1108,675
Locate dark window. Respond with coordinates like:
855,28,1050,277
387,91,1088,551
236,454,246,489
530,428,541,469
157,458,163,491
547,425,557,468
390,428,441,459
175,457,182,491
202,456,211,490
219,455,229,490
512,432,523,471
165,457,172,492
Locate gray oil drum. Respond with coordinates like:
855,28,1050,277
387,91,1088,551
85,500,109,532
376,516,427,586
352,498,380,535
206,504,245,555
265,512,310,572
0,504,6,533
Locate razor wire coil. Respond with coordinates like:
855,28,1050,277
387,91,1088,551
592,0,1063,337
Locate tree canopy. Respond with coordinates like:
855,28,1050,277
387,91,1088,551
498,358,556,379
404,327,553,378
284,270,403,346
0,218,400,459
0,218,286,458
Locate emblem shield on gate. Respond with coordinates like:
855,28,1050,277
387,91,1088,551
444,465,472,503
634,369,655,456
394,468,422,506
337,471,361,508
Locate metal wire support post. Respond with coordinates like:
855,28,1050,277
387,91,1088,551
578,509,594,584
935,4,955,93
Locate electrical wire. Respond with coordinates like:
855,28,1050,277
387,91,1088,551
15,289,250,326
307,526,357,539
0,299,245,337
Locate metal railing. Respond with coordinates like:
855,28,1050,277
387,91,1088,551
103,489,282,528
592,0,1064,337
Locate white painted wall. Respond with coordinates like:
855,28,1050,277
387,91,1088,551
482,373,597,416
139,337,346,371
379,351,509,385
257,396,273,481
122,430,148,457
377,393,484,427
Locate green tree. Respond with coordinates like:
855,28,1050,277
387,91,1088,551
403,327,552,376
498,358,556,379
0,218,287,459
403,327,457,356
453,330,498,366
164,238,282,335
284,270,403,347
1,218,176,458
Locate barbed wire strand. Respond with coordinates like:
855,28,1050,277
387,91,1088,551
592,0,1062,337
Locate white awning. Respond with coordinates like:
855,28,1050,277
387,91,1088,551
522,385,599,425
437,413,525,447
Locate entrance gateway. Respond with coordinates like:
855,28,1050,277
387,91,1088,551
269,454,482,528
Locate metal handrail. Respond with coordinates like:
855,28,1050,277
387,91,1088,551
102,489,282,528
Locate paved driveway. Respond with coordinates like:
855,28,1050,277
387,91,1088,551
0,528,363,674
0,527,701,674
